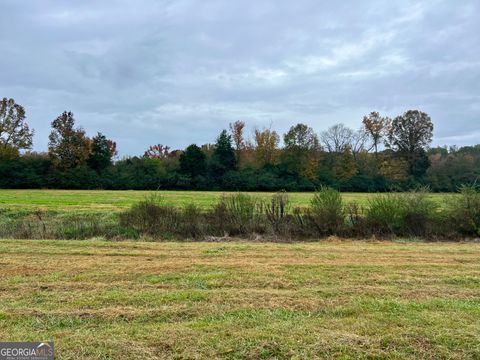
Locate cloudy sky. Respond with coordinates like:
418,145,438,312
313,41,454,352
1,0,479,156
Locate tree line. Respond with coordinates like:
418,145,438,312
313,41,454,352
0,97,478,191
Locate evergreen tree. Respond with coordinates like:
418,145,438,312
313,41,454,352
211,130,237,176
179,144,207,177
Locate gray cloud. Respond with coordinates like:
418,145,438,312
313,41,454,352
1,0,479,155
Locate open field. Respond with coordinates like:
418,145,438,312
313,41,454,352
0,239,479,359
0,189,454,212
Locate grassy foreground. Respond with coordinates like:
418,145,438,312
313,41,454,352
0,189,452,212
0,240,479,359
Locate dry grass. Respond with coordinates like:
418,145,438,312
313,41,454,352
0,239,479,359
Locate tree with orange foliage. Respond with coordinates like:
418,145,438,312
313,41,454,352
362,111,390,155
229,120,246,152
253,127,280,168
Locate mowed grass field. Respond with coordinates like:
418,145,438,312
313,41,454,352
0,189,454,212
0,240,479,359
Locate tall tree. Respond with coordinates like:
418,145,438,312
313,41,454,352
362,112,390,155
253,127,280,167
386,110,434,176
229,120,246,152
229,120,247,166
212,130,237,176
320,124,354,153
350,128,370,161
283,123,321,179
321,123,369,160
87,132,117,171
0,98,34,152
284,123,319,150
179,144,207,177
48,111,90,169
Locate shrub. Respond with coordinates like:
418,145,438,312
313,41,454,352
401,188,438,237
365,193,405,235
307,186,345,235
264,192,291,235
345,202,363,227
207,200,229,236
446,184,480,236
344,202,368,236
214,193,263,235
365,188,438,236
119,194,180,238
206,193,267,236
180,203,205,238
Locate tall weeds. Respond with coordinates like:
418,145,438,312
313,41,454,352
213,193,265,236
365,188,438,236
119,194,180,238
307,186,345,235
2,187,480,241
264,192,291,235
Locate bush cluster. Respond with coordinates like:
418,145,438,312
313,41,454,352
1,186,479,240
118,186,480,240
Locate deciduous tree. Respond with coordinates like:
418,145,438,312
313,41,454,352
48,111,90,169
379,153,409,181
0,98,34,152
386,110,434,176
283,123,321,180
229,120,246,152
320,124,353,153
362,112,390,155
334,146,358,181
253,127,280,167
229,120,248,166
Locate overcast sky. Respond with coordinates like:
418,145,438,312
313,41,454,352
1,0,479,156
